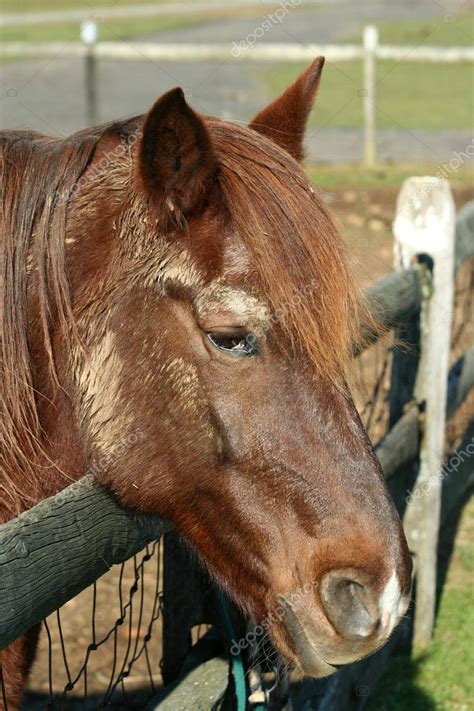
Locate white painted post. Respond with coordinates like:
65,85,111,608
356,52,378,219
363,25,378,168
81,20,98,125
394,177,456,647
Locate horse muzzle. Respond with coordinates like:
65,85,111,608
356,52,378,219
277,566,411,678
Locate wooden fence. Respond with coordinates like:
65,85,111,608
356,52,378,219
0,180,473,709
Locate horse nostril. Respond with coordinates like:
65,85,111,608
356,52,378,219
320,568,380,640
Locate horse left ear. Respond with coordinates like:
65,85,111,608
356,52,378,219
249,57,325,163
139,87,217,218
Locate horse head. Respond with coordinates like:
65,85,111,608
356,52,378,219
3,59,411,679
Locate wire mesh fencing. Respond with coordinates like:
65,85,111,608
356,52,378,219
23,542,164,710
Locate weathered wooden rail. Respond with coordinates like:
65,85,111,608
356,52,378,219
1,185,473,709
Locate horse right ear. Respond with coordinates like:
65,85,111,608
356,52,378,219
139,87,217,220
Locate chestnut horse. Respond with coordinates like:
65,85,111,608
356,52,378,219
0,59,411,708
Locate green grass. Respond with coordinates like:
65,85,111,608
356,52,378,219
1,0,180,11
261,10,473,131
0,16,200,43
261,58,473,130
348,11,474,47
365,499,474,711
1,2,265,44
306,163,473,189
366,590,474,710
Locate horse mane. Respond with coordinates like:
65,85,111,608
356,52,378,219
0,126,105,514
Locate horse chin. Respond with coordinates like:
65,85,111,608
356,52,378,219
270,592,361,680
291,655,339,680
274,622,340,681
268,607,340,680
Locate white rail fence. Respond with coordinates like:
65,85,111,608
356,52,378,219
2,21,473,165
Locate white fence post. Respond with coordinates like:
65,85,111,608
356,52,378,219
363,25,378,168
81,20,98,125
394,177,456,647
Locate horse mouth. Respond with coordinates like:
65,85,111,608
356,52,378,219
278,596,340,678
277,589,398,679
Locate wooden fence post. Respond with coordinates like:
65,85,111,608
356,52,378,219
393,177,456,647
363,25,378,168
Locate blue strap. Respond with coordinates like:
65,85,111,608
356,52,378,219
216,590,247,711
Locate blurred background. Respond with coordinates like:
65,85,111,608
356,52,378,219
1,0,473,167
1,1,472,709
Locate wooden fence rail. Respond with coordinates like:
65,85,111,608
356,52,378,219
363,200,474,348
0,478,170,649
3,42,473,63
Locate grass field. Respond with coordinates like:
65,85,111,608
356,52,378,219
307,163,473,189
1,1,264,43
0,2,226,43
0,16,200,43
1,0,197,11
348,12,474,46
261,11,473,131
367,498,474,711
262,55,473,131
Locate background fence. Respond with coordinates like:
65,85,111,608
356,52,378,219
0,176,473,709
2,20,473,166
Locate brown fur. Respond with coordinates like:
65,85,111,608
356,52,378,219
249,57,325,162
0,63,410,708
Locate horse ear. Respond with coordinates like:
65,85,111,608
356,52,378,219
139,87,217,218
249,57,325,162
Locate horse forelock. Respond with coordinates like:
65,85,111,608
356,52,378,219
206,118,364,383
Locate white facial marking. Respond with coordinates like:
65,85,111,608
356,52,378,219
160,247,204,289
379,570,401,633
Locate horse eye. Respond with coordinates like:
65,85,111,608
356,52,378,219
206,331,259,357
